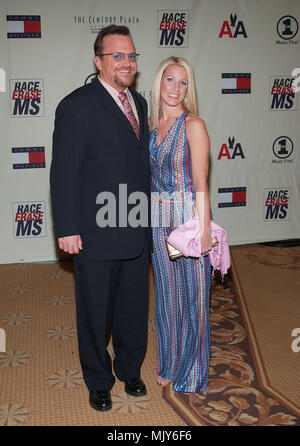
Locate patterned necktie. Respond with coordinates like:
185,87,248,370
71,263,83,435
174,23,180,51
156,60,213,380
118,91,140,139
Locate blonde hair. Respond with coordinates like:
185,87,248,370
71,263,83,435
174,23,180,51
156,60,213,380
150,57,198,130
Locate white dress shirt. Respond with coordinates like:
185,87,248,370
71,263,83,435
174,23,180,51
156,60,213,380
98,76,139,123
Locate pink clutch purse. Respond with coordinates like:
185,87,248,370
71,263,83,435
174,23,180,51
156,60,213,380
166,216,231,277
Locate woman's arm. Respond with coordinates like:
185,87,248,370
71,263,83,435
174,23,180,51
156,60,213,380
186,115,212,253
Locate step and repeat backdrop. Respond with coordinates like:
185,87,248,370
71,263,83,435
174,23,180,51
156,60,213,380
0,0,299,263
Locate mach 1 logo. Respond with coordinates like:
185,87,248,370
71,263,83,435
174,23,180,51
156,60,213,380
13,202,46,238
276,15,298,44
84,73,97,85
10,79,45,117
269,76,297,111
157,10,189,47
217,137,245,160
272,136,294,164
218,14,247,38
264,189,291,221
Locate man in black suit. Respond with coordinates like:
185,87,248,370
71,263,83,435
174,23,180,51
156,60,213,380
50,25,151,411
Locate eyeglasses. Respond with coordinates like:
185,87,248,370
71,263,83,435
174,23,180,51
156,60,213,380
97,52,140,62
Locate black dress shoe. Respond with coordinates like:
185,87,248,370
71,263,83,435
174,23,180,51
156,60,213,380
124,377,147,397
89,389,112,411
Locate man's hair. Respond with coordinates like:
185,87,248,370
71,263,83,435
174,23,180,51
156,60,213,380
94,25,132,56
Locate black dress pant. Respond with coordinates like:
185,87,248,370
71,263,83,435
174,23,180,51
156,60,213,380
73,238,149,391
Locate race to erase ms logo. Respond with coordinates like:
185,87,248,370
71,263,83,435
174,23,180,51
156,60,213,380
157,10,189,47
12,201,46,238
218,14,247,38
10,79,45,117
269,75,298,111
264,189,291,221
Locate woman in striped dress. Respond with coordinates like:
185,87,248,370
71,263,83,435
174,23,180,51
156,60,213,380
150,57,212,393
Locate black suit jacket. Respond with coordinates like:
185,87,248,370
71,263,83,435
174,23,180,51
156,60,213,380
50,78,152,260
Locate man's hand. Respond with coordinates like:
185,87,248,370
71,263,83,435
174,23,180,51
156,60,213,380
58,235,82,254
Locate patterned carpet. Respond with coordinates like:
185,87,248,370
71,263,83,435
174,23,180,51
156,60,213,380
0,250,299,426
230,244,300,419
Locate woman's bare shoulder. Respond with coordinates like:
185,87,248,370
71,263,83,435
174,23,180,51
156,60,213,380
186,113,207,135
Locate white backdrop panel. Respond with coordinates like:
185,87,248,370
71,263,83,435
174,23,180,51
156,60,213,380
0,0,299,263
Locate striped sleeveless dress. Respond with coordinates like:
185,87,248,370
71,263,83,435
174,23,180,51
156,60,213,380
150,111,211,393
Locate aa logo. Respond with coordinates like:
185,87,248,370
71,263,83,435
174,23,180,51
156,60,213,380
10,79,45,117
219,14,247,38
218,137,245,160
